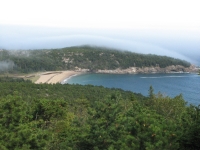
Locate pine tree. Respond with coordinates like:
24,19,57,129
148,85,154,99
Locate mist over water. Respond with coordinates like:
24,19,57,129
0,25,200,65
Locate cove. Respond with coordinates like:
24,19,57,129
66,73,200,105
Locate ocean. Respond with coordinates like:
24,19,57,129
65,73,200,105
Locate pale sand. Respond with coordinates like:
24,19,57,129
35,71,80,84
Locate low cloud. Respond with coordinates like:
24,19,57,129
0,60,15,72
1,25,199,65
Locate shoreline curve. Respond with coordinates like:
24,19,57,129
35,71,82,84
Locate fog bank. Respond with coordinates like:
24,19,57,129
0,60,15,72
0,25,199,65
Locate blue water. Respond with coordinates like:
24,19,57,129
66,73,200,105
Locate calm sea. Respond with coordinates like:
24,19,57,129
65,73,200,105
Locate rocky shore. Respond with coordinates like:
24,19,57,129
76,65,198,74
32,65,198,84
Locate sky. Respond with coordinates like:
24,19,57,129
0,0,200,65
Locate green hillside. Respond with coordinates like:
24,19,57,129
0,77,199,149
0,46,191,73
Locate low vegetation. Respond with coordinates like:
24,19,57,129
0,77,199,149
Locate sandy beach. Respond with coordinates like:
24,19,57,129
35,71,81,84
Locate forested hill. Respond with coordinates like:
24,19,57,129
0,46,191,73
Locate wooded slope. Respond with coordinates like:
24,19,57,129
0,46,191,73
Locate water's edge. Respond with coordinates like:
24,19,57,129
65,73,200,105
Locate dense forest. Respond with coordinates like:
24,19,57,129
0,77,199,149
0,46,191,73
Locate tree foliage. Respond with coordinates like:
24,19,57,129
0,46,191,73
0,77,199,149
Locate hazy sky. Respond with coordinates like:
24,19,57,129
0,0,200,65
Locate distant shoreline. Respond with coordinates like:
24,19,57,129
33,66,199,84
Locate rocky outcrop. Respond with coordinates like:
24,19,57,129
75,67,90,72
95,65,198,74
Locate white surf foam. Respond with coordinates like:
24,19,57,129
140,76,187,79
